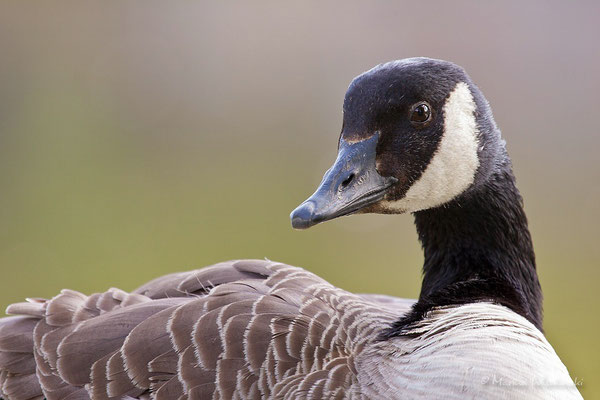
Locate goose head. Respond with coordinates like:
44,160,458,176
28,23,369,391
291,57,503,229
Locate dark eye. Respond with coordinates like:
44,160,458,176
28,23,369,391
410,102,432,124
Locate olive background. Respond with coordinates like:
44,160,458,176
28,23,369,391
0,2,598,397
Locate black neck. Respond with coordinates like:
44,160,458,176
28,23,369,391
385,158,542,337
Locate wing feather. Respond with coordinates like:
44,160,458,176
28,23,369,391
57,298,186,386
1,260,399,399
106,350,144,398
121,306,177,385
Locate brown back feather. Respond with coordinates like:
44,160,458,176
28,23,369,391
0,260,405,399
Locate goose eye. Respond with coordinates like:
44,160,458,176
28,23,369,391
410,103,431,124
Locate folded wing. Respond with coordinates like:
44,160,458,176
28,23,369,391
0,260,406,399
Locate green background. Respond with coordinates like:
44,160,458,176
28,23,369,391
0,2,597,397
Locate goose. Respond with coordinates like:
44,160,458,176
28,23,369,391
0,57,581,400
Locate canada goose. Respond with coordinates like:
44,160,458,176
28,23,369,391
0,58,581,400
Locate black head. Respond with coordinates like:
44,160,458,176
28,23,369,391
291,58,503,228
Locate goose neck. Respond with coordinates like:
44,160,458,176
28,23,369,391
413,159,543,330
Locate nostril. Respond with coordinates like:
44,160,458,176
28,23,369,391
341,173,355,188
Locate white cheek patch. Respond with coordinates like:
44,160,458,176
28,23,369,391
382,82,480,213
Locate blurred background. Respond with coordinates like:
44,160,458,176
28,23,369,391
0,1,598,397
